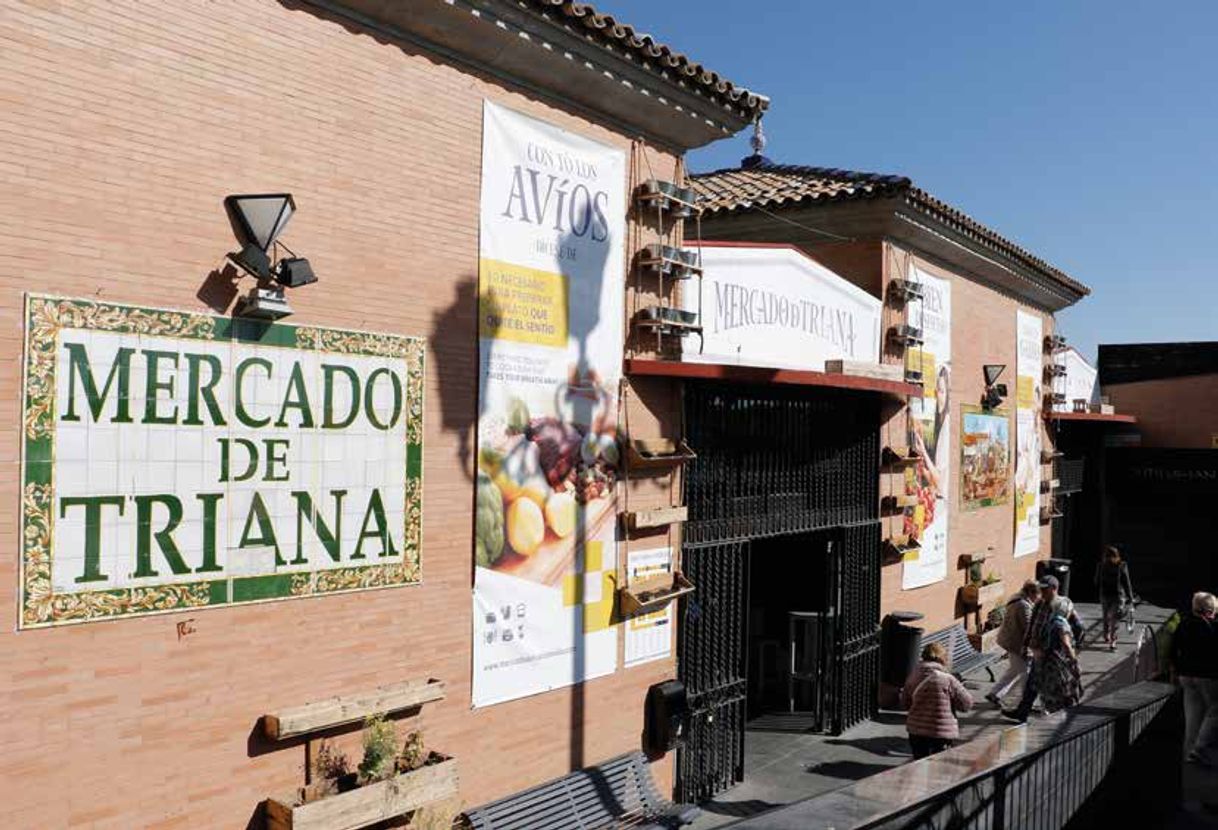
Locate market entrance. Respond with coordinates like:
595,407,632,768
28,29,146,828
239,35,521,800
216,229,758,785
676,383,882,802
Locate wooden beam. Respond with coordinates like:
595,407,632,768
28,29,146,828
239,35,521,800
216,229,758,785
1045,411,1137,424
264,678,445,740
625,358,920,398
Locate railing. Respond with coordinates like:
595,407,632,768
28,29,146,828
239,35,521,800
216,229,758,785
725,681,1181,830
1055,458,1086,494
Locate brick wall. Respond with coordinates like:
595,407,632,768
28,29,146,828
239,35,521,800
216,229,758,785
1103,374,1218,448
0,1,681,826
876,244,1056,633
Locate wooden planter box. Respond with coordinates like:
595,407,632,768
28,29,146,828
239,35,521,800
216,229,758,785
968,629,1002,653
266,755,457,830
961,581,1005,607
264,678,445,741
623,505,688,530
619,571,695,616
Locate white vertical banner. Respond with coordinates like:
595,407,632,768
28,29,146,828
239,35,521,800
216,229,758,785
471,101,626,707
1014,310,1043,557
902,268,952,590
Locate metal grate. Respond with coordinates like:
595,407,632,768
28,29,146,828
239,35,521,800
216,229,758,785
677,383,882,799
683,384,881,544
1055,457,1086,494
677,540,748,803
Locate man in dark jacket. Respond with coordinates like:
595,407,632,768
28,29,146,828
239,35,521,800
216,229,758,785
1173,591,1218,767
1002,575,1082,723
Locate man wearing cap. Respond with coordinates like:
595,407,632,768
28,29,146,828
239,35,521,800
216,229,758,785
1003,574,1082,722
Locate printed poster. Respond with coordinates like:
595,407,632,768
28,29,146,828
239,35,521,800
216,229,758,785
624,547,674,667
961,406,1011,511
472,101,626,707
1014,310,1043,556
902,268,951,590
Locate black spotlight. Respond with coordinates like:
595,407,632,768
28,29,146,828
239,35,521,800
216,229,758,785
228,241,271,280
982,364,1007,410
275,257,316,288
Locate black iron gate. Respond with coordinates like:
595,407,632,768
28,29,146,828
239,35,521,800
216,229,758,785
677,540,748,803
677,383,882,801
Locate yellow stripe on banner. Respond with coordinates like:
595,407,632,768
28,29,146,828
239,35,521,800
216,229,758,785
1017,375,1035,409
584,572,617,633
478,258,568,347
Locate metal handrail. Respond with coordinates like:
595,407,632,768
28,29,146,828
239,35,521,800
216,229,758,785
725,681,1178,830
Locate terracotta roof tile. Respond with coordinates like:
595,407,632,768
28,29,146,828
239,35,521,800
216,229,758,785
691,163,1089,297
525,0,769,121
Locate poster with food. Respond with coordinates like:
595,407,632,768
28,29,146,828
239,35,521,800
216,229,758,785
1014,310,1042,556
472,102,625,708
902,268,951,590
961,406,1011,510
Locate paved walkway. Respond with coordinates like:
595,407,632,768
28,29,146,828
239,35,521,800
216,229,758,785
692,602,1174,829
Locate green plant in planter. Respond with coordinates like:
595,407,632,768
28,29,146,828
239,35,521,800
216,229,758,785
981,572,1001,586
985,605,1006,632
967,562,984,585
358,714,398,783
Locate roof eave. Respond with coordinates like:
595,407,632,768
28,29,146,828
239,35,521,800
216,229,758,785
312,0,767,151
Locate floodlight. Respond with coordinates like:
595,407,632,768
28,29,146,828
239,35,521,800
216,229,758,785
275,257,316,288
228,241,271,280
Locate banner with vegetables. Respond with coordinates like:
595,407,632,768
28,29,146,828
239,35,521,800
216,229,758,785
471,102,625,707
901,268,952,590
1013,310,1042,556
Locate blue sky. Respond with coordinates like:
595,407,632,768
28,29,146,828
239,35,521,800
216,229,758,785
604,0,1217,360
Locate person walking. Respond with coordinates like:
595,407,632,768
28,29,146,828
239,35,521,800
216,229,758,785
1171,591,1218,767
986,580,1040,707
1035,611,1084,712
1094,546,1135,651
1002,574,1082,723
903,642,974,759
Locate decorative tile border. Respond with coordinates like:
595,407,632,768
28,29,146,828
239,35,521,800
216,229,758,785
20,294,425,628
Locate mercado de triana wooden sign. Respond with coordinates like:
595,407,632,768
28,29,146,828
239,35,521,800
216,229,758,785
19,294,424,628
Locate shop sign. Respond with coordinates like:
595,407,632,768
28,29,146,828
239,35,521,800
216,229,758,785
472,102,625,707
902,268,951,590
1014,310,1042,556
19,295,424,628
679,244,882,370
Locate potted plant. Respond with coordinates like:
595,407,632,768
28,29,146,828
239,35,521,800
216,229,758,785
962,572,1005,607
266,716,458,830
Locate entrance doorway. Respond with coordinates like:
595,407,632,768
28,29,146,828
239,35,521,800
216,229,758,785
676,383,882,803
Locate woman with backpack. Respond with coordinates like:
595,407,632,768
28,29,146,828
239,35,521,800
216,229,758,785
1035,610,1084,712
902,641,974,759
1094,545,1135,651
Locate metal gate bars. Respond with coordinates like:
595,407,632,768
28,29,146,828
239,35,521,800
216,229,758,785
683,384,880,543
677,383,882,801
677,540,748,803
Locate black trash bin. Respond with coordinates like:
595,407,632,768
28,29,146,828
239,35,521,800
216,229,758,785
1037,558,1072,597
880,611,924,687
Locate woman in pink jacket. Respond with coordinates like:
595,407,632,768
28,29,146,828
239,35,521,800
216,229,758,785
902,642,974,759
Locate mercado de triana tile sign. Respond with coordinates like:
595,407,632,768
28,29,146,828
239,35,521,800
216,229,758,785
19,294,424,628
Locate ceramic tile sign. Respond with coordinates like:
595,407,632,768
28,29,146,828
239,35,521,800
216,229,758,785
902,268,952,590
19,295,424,628
472,101,625,707
1014,310,1043,557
